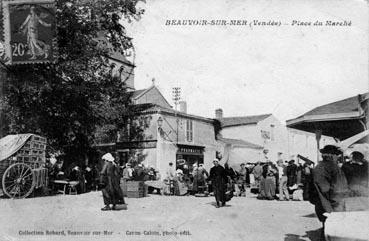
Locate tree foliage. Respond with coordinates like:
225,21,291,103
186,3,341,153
0,0,145,164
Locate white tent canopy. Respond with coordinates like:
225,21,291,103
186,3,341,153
339,130,369,150
339,130,369,159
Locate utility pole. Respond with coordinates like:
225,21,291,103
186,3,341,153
172,87,181,144
172,87,181,111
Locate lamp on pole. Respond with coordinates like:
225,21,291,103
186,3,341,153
157,115,179,146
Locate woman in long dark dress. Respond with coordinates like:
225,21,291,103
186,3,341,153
100,153,125,211
209,159,228,208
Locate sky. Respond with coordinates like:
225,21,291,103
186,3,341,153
125,0,368,122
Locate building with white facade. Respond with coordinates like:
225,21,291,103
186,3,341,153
215,108,334,164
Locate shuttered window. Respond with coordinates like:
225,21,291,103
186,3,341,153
186,120,193,142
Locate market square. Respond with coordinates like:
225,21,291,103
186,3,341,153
0,0,368,241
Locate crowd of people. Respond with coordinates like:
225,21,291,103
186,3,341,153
162,160,254,198
46,159,100,194
163,162,210,196
253,159,314,201
45,145,368,215
308,145,368,229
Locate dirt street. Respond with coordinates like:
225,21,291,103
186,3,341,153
0,191,322,241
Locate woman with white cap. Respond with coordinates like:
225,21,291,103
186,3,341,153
100,153,126,211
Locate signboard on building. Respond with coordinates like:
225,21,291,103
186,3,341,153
177,145,204,156
2,0,56,65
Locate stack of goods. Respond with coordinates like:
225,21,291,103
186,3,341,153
120,178,128,197
17,135,47,168
0,134,47,183
126,181,146,198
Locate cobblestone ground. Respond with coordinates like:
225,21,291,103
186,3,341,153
0,190,323,241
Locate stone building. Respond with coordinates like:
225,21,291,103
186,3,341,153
116,85,219,176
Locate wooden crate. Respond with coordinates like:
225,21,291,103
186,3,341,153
127,190,144,198
121,181,148,198
126,181,144,191
120,179,128,197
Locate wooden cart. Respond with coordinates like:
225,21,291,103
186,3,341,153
0,134,48,199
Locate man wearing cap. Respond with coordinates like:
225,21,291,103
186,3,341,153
341,151,368,197
209,159,228,208
252,161,263,187
192,164,208,194
341,151,369,211
312,145,349,226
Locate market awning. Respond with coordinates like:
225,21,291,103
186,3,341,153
287,93,368,140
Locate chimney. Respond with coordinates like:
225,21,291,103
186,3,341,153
179,101,187,113
215,108,223,119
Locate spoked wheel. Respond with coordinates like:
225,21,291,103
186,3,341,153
2,163,35,199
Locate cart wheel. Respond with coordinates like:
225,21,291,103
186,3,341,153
2,163,35,199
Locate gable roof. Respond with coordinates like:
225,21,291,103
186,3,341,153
129,85,172,109
286,93,368,140
217,137,263,149
219,114,272,128
287,93,368,125
135,104,215,124
300,95,363,117
130,88,147,99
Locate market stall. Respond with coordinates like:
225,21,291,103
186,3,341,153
0,134,48,198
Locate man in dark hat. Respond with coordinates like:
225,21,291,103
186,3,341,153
312,145,349,227
209,159,228,208
341,151,368,196
287,159,298,187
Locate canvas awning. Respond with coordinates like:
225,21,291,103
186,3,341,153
0,134,33,162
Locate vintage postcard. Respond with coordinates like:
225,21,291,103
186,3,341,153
0,0,368,240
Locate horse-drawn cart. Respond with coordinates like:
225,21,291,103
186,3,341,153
0,134,48,198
